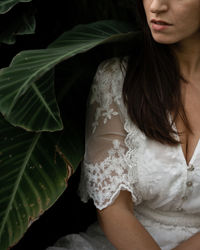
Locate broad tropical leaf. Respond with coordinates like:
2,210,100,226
0,20,137,132
0,0,32,14
0,114,84,250
0,69,63,131
0,68,63,132
0,11,36,45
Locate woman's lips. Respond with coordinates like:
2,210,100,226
151,20,172,31
151,23,171,31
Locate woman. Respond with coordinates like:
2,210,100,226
48,0,200,249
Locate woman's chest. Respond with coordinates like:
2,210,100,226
135,137,200,211
175,83,200,166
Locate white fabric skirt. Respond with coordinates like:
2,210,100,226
46,222,115,250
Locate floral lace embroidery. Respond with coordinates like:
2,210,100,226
91,106,118,134
90,58,126,134
80,139,139,210
79,57,143,209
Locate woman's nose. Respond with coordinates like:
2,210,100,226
150,0,168,13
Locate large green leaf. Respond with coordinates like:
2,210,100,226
0,0,32,14
0,11,36,45
0,67,63,132
0,114,84,250
0,65,63,132
0,20,137,132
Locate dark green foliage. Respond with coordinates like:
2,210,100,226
0,1,138,249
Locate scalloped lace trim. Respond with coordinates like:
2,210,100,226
79,139,140,210
79,57,144,208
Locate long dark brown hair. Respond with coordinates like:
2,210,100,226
122,0,191,145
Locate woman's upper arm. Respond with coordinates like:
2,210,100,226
78,58,162,250
78,57,141,211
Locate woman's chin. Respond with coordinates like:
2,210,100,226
152,35,176,45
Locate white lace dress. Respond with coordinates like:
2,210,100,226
47,57,200,250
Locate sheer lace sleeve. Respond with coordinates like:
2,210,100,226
78,57,141,210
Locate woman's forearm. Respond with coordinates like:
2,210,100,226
172,232,200,250
98,206,161,250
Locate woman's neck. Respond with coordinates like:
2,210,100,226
171,34,200,82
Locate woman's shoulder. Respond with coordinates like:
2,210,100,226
92,56,128,97
96,56,128,78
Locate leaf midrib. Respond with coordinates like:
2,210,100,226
6,31,127,118
0,133,41,240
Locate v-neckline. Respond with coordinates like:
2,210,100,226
169,112,200,167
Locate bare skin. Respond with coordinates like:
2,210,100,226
144,1,200,248
97,0,200,249
171,37,200,166
142,0,200,165
97,191,161,250
98,191,200,250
